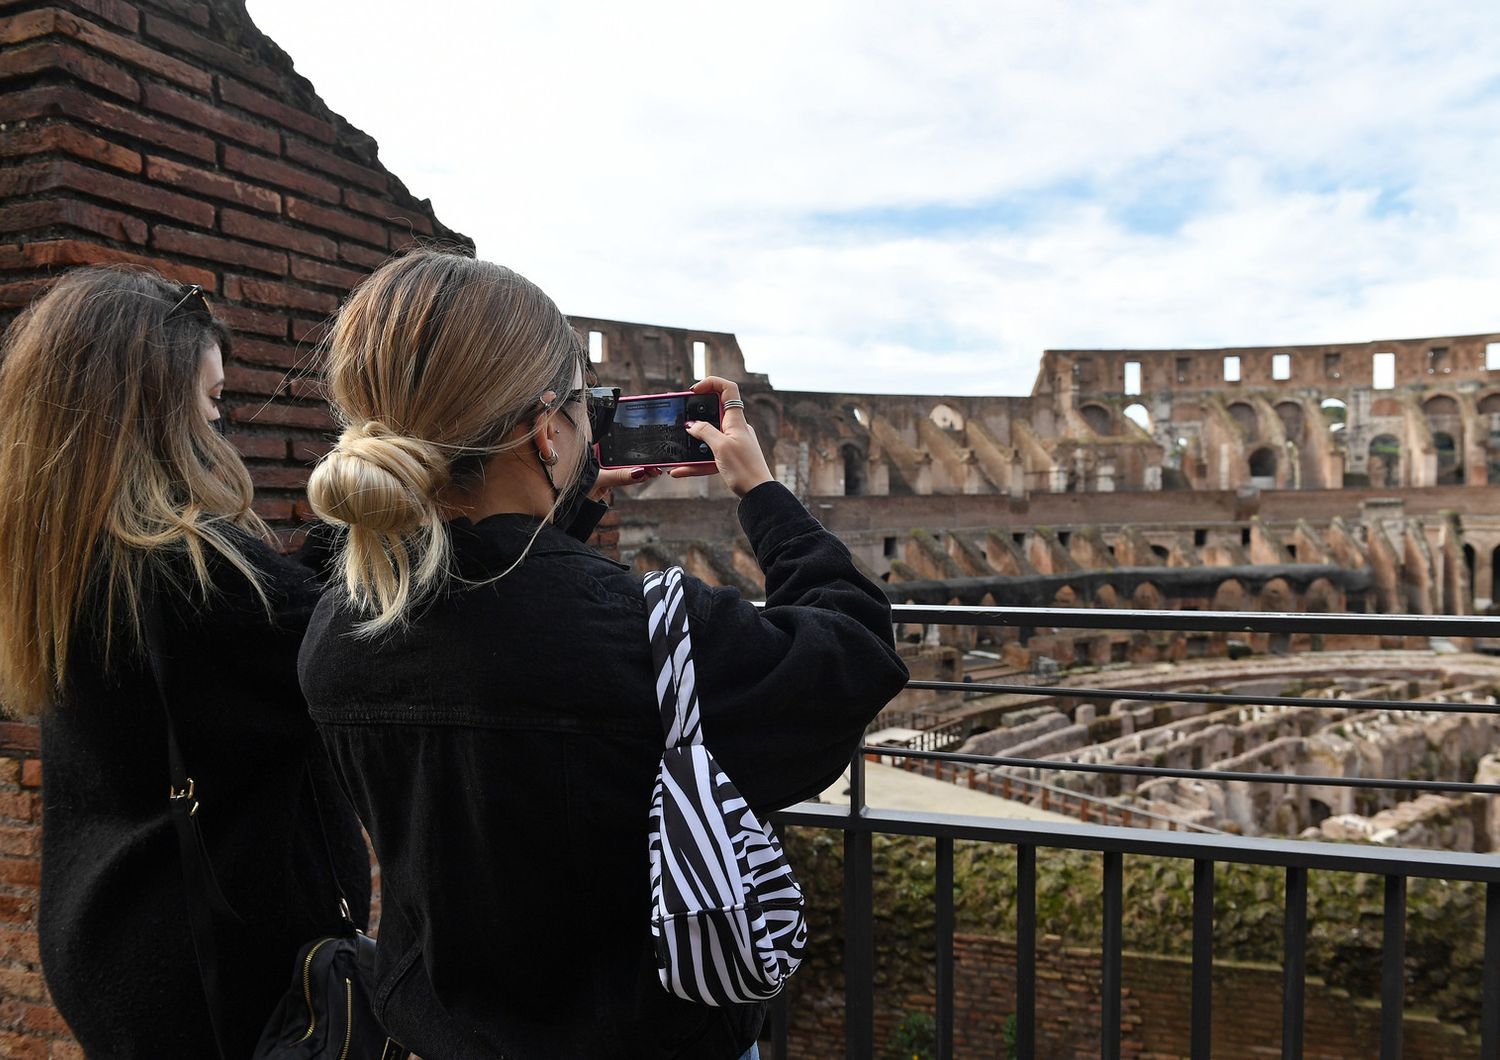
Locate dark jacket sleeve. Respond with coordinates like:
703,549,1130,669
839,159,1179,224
685,481,908,811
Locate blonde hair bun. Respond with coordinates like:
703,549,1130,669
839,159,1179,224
309,421,450,536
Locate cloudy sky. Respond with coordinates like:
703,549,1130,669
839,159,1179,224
246,2,1500,396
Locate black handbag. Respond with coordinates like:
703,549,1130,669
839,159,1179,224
143,585,408,1060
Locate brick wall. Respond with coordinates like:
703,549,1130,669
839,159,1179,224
0,0,470,538
0,0,471,1050
778,934,1476,1059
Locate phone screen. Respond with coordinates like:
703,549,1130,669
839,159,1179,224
596,392,719,468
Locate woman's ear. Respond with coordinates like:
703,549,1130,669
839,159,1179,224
530,398,560,463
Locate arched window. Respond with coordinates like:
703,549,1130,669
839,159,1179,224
1123,403,1151,431
1248,447,1277,486
1434,431,1461,484
1080,404,1112,435
1320,398,1347,434
1274,401,1303,441
1368,434,1401,488
1228,402,1257,441
842,445,866,496
929,403,965,431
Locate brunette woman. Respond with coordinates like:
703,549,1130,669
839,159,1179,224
0,268,370,1058
299,250,908,1059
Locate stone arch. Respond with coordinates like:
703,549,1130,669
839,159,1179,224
1149,545,1170,563
1228,402,1258,441
1479,392,1500,415
1080,404,1112,435
929,403,965,431
1274,401,1304,442
1433,431,1462,484
1320,398,1347,435
1423,394,1460,417
1053,585,1079,607
1212,578,1250,612
1248,446,1278,486
1094,583,1121,608
1132,582,1163,610
1368,434,1401,488
841,443,866,496
1260,577,1296,613
1304,577,1343,613
752,397,783,450
1123,403,1151,431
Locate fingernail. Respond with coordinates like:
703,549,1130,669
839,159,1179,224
685,420,697,428
631,468,647,480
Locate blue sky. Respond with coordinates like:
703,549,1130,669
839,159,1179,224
247,1,1500,396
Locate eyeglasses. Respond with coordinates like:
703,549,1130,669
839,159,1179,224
167,283,210,319
542,385,620,438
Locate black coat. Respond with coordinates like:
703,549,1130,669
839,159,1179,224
39,531,372,1059
299,482,909,1059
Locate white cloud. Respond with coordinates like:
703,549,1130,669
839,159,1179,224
247,1,1500,395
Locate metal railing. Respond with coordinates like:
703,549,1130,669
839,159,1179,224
768,604,1500,1060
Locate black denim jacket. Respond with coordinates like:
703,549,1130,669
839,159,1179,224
299,482,908,1059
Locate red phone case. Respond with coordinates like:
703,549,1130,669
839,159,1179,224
595,390,722,470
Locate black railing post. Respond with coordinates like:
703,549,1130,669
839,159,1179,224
1016,844,1036,1060
935,836,954,1060
1282,866,1307,1060
1483,882,1500,1057
1379,874,1406,1060
1191,859,1213,1060
844,752,873,1060
1102,850,1123,1060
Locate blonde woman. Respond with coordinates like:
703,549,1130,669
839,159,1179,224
0,268,371,1058
299,250,908,1059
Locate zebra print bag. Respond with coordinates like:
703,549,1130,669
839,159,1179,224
643,567,807,1006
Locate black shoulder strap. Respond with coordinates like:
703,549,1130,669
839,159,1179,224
140,572,359,1059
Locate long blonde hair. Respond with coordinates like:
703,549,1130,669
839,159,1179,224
308,251,589,634
0,268,269,716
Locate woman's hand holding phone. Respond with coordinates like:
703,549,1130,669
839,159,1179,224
590,464,662,503
673,377,774,498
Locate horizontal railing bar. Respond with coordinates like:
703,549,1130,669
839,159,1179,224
887,603,1500,637
908,680,1500,716
772,803,1500,881
866,745,1500,796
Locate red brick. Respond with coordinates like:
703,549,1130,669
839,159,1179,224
230,337,301,368
141,81,277,153
0,198,147,245
0,240,215,289
152,225,285,275
284,198,386,247
0,7,210,93
18,760,39,789
0,830,37,860
222,145,338,203
50,1041,87,1060
0,280,49,309
0,0,140,32
291,439,332,462
289,255,365,290
342,188,434,236
0,792,40,822
0,758,19,785
144,156,278,213
0,926,40,963
337,241,388,270
251,497,294,521
136,0,208,28
0,853,38,886
0,39,140,101
228,433,286,460
0,964,47,1002
289,318,330,344
388,230,430,254
282,137,387,193
0,998,70,1036
218,77,333,143
250,465,311,490
213,303,286,338
141,11,277,90
223,362,288,397
0,159,214,229
287,375,325,401
0,122,141,173
231,402,333,430
0,85,215,162
220,208,335,260
0,1031,47,1060
223,275,337,315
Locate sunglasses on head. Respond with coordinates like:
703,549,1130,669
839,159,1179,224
167,283,211,319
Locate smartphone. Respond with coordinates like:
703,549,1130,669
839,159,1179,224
595,390,721,469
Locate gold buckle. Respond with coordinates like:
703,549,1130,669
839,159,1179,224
169,777,199,816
